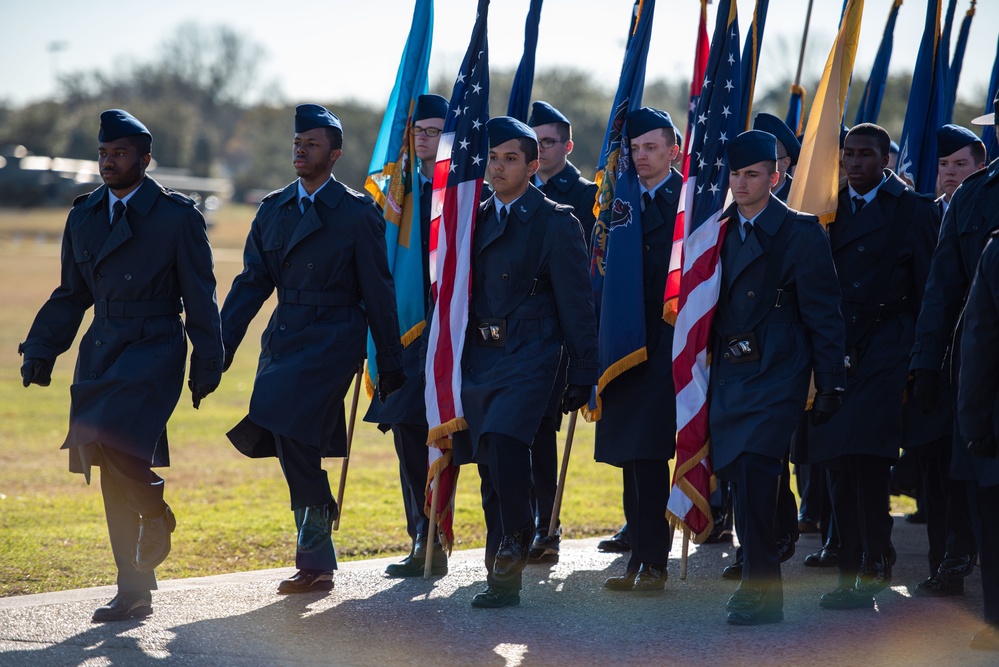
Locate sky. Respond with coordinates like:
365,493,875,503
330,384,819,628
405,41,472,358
1,0,997,112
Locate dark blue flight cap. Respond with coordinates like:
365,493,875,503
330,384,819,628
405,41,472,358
673,127,683,148
626,107,674,138
889,139,900,154
528,101,570,127
295,103,342,135
413,94,448,122
98,109,152,142
753,112,800,166
839,125,850,149
726,130,778,170
487,116,537,147
937,124,984,158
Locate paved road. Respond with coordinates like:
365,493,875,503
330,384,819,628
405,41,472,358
0,518,994,666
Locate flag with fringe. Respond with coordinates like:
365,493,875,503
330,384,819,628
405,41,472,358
664,0,709,325
506,0,543,122
585,0,656,421
667,0,743,543
363,0,434,396
787,0,864,225
853,0,902,125
423,0,491,550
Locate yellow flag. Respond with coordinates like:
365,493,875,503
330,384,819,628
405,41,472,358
787,0,864,225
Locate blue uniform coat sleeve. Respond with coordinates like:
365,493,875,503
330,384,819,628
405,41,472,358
176,204,224,384
958,236,999,440
793,217,847,389
20,222,93,361
353,201,404,373
221,207,277,352
548,207,599,386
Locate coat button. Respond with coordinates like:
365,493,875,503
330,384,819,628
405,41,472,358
95,340,102,347
850,316,859,323
279,324,286,331
274,353,281,360
852,281,860,288
95,273,102,280
719,379,726,386
124,274,132,281
83,251,90,258
645,245,650,251
283,261,291,268
307,263,314,269
747,291,755,298
501,273,509,280
723,352,731,359
858,246,865,252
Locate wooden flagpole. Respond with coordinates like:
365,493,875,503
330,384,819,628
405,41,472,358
547,411,578,538
333,364,364,531
424,467,442,579
794,0,815,88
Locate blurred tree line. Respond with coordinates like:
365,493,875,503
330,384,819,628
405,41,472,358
0,24,991,204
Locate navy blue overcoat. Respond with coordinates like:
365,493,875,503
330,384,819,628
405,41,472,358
20,177,223,476
221,178,403,457
456,184,598,462
807,172,937,463
594,169,682,466
709,196,846,473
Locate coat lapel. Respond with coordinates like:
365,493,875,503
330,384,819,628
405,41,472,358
475,195,509,255
94,177,160,266
642,168,682,235
286,178,342,256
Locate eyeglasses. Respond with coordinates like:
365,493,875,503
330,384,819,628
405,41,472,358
412,126,442,138
538,138,567,149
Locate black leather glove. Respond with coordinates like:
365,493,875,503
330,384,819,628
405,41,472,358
911,368,940,414
560,384,591,414
188,380,219,409
968,434,999,459
20,358,54,388
810,388,843,426
377,369,407,403
222,343,235,373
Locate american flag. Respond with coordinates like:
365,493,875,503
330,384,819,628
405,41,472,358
667,0,743,543
423,0,490,551
664,0,709,325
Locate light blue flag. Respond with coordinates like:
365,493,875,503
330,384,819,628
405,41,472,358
363,0,434,392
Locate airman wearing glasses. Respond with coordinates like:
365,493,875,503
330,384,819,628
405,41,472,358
522,101,599,565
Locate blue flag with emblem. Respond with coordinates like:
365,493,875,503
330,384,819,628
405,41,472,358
585,0,655,420
506,0,543,122
898,0,946,194
362,0,434,393
854,0,902,125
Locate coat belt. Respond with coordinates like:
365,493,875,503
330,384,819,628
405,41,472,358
95,299,182,318
278,288,358,307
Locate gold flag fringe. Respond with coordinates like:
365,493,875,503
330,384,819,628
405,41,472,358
426,417,468,445
666,440,717,544
582,346,648,422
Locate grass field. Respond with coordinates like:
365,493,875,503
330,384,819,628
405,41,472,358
0,203,914,598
